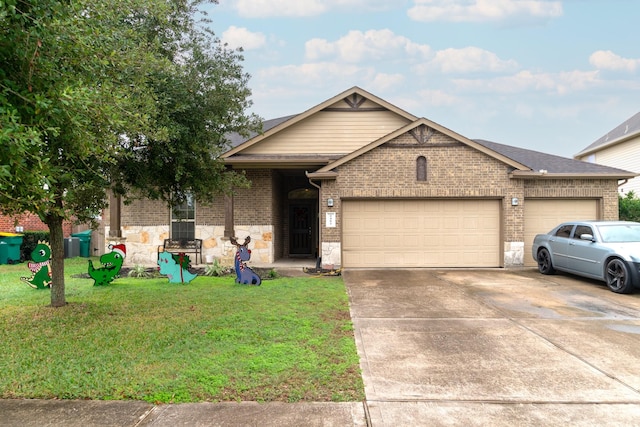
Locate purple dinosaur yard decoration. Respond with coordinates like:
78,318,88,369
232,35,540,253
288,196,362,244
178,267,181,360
230,236,261,286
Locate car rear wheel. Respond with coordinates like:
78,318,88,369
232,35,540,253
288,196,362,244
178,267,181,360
605,258,633,294
537,248,555,275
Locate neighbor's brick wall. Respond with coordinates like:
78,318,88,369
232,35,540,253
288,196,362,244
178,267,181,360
0,213,72,236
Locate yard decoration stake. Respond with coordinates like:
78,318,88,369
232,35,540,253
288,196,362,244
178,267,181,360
21,241,52,289
88,243,126,286
157,251,197,283
230,236,261,285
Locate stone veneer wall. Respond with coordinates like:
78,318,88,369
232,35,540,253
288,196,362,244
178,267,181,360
316,130,621,268
106,224,273,267
110,169,277,266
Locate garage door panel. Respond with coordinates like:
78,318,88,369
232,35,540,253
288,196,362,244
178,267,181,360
523,199,598,267
342,199,500,268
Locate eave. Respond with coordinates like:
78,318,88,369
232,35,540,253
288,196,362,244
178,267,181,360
510,171,638,179
223,155,339,169
575,131,640,158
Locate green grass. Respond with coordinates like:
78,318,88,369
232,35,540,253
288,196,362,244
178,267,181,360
0,258,364,403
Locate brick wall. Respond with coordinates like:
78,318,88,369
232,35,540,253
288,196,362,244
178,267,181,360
0,212,73,236
318,129,621,260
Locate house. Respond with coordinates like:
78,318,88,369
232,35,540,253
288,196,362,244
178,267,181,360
105,87,634,269
575,112,640,195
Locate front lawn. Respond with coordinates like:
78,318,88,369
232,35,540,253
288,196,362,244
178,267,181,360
0,258,364,403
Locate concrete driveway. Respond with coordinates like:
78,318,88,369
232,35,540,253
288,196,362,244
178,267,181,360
343,268,640,426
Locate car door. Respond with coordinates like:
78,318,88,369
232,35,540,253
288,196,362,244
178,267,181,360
548,224,574,269
566,225,607,278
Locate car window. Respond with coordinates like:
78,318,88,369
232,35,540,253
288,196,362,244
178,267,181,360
554,225,573,238
573,225,593,240
598,224,640,243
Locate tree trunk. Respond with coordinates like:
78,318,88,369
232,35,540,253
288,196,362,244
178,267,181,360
46,214,66,307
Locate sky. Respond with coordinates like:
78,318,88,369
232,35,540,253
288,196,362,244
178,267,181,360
201,0,640,158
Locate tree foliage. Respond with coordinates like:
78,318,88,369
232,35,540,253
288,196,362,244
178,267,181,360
0,0,261,306
619,191,640,222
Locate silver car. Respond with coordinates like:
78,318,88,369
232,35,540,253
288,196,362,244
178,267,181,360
532,220,640,294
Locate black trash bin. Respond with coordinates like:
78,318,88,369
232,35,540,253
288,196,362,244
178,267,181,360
71,230,92,257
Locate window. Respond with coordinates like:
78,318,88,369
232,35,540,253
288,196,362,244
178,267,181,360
416,156,427,181
171,193,195,240
573,225,593,240
554,225,573,238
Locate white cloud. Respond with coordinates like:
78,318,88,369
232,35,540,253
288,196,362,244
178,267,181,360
417,89,460,106
371,73,405,91
305,29,431,63
408,0,563,23
452,70,601,94
257,62,369,85
234,0,327,18
221,26,266,50
231,0,401,18
430,47,519,73
589,50,640,73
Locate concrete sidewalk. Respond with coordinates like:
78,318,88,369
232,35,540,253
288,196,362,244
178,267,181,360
0,399,368,426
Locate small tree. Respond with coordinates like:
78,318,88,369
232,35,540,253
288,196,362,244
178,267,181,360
619,191,640,222
0,0,260,306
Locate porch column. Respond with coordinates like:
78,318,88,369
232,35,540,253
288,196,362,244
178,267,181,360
224,194,234,238
109,192,122,238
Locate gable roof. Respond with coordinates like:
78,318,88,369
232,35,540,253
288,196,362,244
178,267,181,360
222,86,417,158
308,119,530,179
474,139,636,179
575,112,640,157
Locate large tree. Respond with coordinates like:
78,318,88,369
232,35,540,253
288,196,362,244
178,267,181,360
0,0,260,306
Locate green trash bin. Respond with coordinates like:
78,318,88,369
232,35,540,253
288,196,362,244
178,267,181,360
1,234,23,263
0,241,8,265
71,230,92,257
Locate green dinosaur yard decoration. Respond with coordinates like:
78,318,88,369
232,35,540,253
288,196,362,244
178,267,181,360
88,244,126,286
21,241,52,289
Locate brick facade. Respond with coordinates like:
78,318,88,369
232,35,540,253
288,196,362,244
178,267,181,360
0,212,73,236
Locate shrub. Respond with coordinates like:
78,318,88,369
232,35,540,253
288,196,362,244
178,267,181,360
20,231,50,262
619,191,640,222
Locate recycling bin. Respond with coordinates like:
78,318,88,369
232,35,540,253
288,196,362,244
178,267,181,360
71,230,92,257
0,233,23,264
0,241,8,265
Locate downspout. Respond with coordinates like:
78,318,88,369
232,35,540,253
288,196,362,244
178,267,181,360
307,173,322,269
618,179,628,190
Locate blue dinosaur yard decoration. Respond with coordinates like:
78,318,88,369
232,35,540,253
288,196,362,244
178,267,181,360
157,251,197,283
230,236,261,286
21,241,52,289
88,243,126,286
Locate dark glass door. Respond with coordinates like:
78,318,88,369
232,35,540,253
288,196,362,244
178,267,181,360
289,203,314,255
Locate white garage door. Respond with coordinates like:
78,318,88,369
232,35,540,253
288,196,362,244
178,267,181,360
523,199,599,267
342,199,501,268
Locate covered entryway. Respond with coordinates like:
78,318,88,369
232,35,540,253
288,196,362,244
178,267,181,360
342,199,501,268
523,199,599,266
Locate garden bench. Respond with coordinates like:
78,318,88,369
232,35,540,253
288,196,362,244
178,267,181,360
157,238,203,264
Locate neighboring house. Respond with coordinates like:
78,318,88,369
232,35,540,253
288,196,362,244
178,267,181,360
105,87,634,268
575,112,640,195
0,212,73,236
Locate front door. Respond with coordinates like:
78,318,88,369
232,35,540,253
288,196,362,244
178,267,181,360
289,203,314,256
